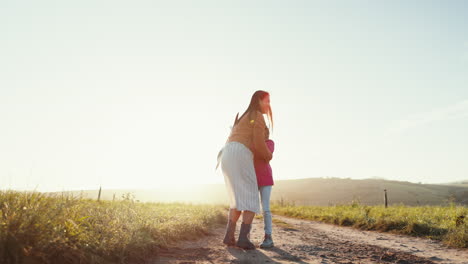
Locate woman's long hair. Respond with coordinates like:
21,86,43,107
233,90,273,130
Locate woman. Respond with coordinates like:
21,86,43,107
220,90,273,250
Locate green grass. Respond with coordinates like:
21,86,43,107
0,191,225,264
271,202,468,248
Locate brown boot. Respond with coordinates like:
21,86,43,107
222,220,236,246
236,223,255,250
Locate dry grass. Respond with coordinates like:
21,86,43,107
0,191,225,264
271,201,467,248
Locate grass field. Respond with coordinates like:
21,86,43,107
271,202,468,248
0,191,225,264
2,189,466,264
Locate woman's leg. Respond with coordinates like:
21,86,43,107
223,209,241,246
241,210,255,224
237,210,256,249
229,208,242,222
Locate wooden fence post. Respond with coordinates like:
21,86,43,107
384,189,388,208
97,186,102,202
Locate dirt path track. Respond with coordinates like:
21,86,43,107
152,215,468,264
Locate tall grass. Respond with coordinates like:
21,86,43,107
0,191,225,264
271,202,467,248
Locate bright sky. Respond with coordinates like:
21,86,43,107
1,1,467,191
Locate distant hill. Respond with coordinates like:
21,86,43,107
54,178,468,206
443,180,468,188
271,178,468,206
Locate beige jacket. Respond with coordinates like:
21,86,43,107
228,111,272,162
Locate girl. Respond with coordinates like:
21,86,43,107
254,127,275,248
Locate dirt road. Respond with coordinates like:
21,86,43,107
152,215,468,264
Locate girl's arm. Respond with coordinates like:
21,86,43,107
266,140,274,154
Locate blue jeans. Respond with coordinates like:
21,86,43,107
259,185,273,235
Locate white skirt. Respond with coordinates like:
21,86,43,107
221,142,261,214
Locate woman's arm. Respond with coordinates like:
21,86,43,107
252,111,272,162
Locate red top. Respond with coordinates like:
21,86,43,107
254,139,275,187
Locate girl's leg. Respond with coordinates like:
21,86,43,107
259,186,274,248
260,186,273,235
